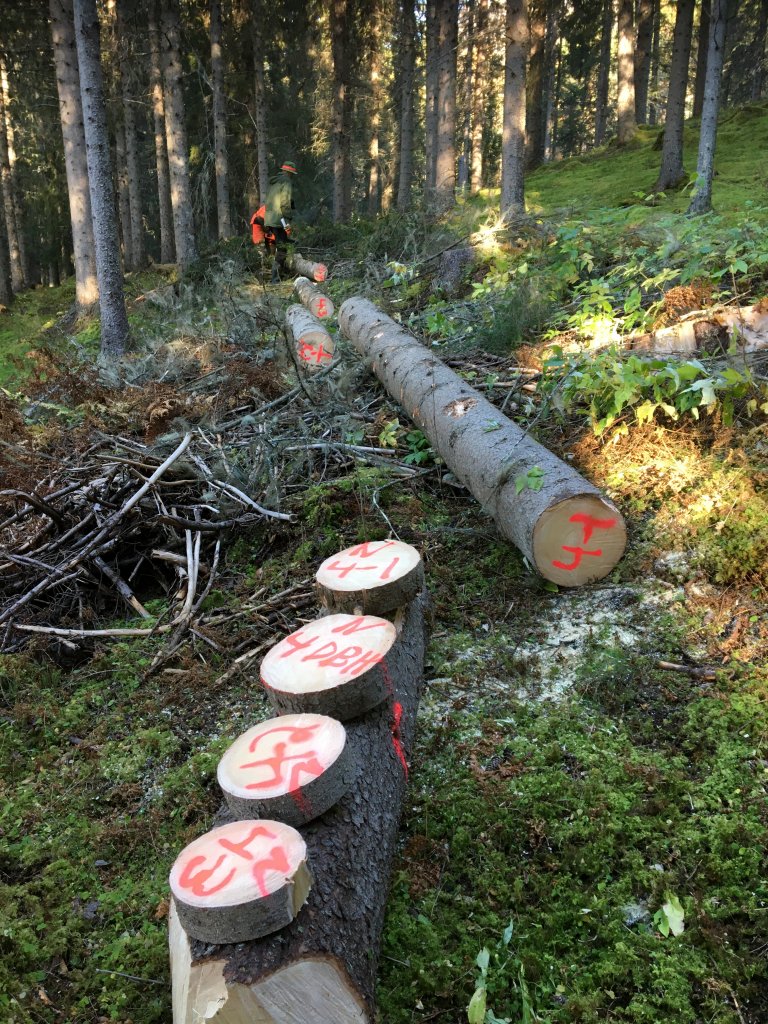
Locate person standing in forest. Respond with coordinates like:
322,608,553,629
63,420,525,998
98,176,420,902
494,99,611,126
264,160,297,283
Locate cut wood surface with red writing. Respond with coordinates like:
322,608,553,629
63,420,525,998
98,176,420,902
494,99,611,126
289,252,328,283
217,714,354,827
169,591,430,1024
169,820,311,945
339,297,627,586
294,275,335,320
316,539,424,614
285,304,335,369
260,612,397,720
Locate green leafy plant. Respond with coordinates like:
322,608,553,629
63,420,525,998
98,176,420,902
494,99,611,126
403,429,435,465
653,894,686,938
378,418,401,448
514,466,545,494
467,921,537,1024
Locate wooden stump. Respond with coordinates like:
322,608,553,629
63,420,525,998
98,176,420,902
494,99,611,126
217,714,354,827
339,297,627,587
289,253,328,283
285,304,335,369
260,613,398,721
169,592,429,1024
169,820,311,945
316,540,424,615
294,276,335,320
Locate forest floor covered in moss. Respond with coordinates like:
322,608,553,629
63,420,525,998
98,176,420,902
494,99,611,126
2,113,768,1024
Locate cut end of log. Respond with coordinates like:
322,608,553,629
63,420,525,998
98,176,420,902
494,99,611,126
316,540,424,614
294,276,335,320
169,820,311,944
260,613,396,719
285,304,335,368
532,494,627,586
217,714,352,826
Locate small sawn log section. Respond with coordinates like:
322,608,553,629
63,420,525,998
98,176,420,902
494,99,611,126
169,591,429,1023
285,304,334,369
294,275,335,320
339,297,626,586
288,252,328,283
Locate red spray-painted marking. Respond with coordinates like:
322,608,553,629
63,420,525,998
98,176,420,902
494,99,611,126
248,722,321,751
177,824,288,900
346,541,396,558
316,298,328,317
324,554,400,581
298,340,332,364
239,741,324,791
331,616,386,635
252,845,291,898
178,853,233,898
379,659,408,778
552,512,617,571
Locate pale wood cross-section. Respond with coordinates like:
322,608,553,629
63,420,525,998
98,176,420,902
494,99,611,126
285,304,335,370
261,613,396,721
217,714,353,827
294,275,335,320
316,539,424,615
169,819,311,945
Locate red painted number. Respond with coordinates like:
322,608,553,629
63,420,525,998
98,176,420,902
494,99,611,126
552,513,617,571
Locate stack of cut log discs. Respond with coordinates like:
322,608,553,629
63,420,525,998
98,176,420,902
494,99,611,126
285,303,334,369
290,252,328,283
261,612,397,720
294,275,334,320
316,539,424,615
339,297,627,587
217,713,353,826
169,820,311,944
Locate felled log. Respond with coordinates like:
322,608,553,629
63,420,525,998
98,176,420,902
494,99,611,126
285,304,335,369
316,540,424,615
339,297,626,587
169,820,311,944
624,299,768,356
288,253,328,283
260,612,398,720
169,591,429,1024
217,714,353,827
294,276,334,320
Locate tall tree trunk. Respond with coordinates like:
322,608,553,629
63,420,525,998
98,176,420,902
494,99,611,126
331,0,352,222
50,0,98,309
470,0,489,192
115,0,145,269
525,0,546,168
501,0,528,218
397,0,416,210
0,186,11,305
458,0,475,191
634,0,655,122
0,64,23,293
434,0,458,210
543,1,560,161
688,0,729,214
595,0,613,144
250,0,269,206
0,62,27,289
160,0,197,267
648,0,661,124
693,0,712,117
548,30,563,158
367,0,382,215
425,0,439,196
751,0,768,100
114,119,133,269
148,0,174,263
616,0,637,143
655,0,695,191
210,0,232,238
73,0,129,360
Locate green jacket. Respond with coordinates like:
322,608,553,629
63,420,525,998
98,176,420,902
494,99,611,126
264,172,295,228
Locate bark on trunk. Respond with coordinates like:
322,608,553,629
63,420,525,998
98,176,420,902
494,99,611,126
366,1,382,215
49,0,98,309
469,0,488,192
293,276,334,320
751,0,768,100
288,253,327,283
0,63,23,293
396,0,416,210
425,0,439,196
169,592,429,1024
525,0,546,169
623,300,768,355
73,0,130,360
501,0,528,219
647,0,661,124
616,0,637,143
0,61,27,288
434,0,458,211
148,1,175,263
594,0,614,145
0,194,11,305
250,0,269,205
211,0,232,239
285,304,335,370
340,298,626,586
655,0,696,192
161,0,197,267
116,0,145,269
688,0,729,215
543,4,560,160
693,0,712,118
115,115,134,270
331,0,352,222
634,0,655,123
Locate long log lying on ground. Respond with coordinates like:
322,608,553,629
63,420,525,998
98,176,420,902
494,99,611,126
339,298,626,587
285,305,335,369
624,300,768,356
294,276,335,320
169,592,429,1024
288,253,328,283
